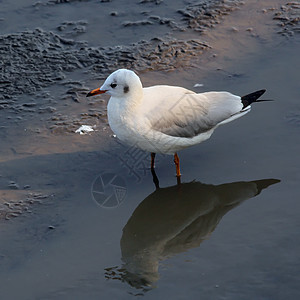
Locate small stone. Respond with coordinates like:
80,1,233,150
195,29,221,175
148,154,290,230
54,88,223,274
8,181,20,190
22,102,37,107
193,83,204,88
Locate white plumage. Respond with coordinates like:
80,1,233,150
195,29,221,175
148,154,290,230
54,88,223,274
87,69,266,176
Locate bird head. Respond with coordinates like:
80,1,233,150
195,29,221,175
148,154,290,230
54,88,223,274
86,69,142,99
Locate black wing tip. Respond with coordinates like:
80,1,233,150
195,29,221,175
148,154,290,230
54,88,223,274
252,178,281,195
241,89,267,109
256,89,266,98
241,89,266,100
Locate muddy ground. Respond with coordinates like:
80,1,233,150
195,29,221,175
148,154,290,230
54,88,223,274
0,1,300,298
1,0,299,215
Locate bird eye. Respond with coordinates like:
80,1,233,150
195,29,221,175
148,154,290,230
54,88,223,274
110,83,117,88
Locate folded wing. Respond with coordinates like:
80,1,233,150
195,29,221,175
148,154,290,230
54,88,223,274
143,86,244,138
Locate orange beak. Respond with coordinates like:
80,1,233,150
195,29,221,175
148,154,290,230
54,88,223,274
86,88,107,97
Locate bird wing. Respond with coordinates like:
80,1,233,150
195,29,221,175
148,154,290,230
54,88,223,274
142,86,244,138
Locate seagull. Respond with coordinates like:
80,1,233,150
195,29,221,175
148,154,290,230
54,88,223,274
87,69,269,177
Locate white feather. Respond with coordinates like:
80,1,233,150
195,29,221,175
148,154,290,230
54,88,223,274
104,69,250,154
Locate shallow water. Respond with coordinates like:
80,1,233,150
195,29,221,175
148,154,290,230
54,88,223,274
1,0,300,299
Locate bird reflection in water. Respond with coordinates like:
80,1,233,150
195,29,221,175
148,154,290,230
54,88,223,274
105,171,279,292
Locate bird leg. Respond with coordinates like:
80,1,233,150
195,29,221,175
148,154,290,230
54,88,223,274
150,153,160,188
151,152,156,170
174,153,181,177
151,168,160,189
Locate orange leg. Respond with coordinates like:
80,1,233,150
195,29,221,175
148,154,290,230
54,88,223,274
174,152,181,177
151,153,156,169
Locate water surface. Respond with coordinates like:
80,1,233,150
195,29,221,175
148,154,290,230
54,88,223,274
0,0,300,299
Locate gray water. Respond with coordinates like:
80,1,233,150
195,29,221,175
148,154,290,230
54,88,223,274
1,0,300,299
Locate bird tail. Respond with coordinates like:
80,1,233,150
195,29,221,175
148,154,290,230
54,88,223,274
241,89,272,109
252,179,281,196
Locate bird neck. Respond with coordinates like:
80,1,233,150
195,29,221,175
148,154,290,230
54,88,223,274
121,88,144,113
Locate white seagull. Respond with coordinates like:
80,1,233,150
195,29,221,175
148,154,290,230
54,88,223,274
87,69,268,177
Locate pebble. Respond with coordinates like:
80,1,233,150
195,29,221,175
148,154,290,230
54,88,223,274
8,181,20,190
193,83,204,87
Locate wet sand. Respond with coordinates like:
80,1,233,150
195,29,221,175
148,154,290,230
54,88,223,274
0,0,300,299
